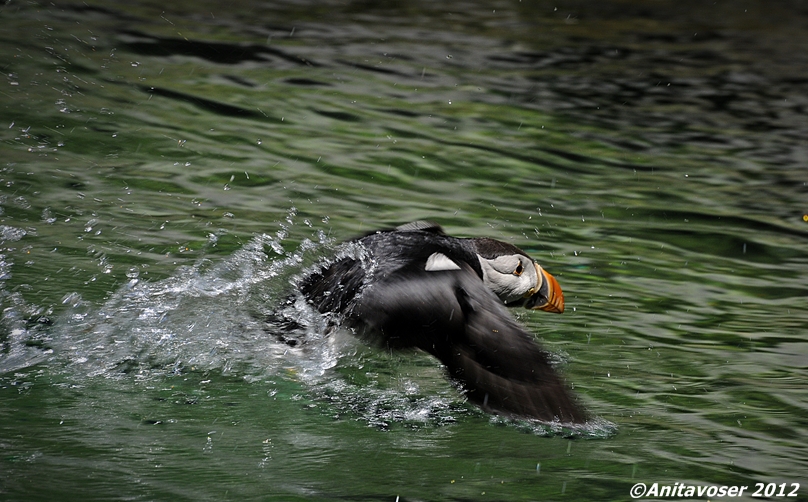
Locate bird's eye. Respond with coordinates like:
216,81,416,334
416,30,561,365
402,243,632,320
514,262,524,276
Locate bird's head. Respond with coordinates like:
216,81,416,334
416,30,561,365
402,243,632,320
473,239,564,313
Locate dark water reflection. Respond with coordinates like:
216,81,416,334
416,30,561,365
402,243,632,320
1,0,807,500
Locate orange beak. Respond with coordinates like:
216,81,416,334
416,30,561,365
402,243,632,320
525,264,565,314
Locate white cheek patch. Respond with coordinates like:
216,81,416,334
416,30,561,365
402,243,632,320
478,255,537,303
425,252,461,271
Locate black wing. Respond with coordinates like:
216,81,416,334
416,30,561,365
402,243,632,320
353,263,586,423
298,258,365,314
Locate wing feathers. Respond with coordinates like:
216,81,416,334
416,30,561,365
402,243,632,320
352,264,585,423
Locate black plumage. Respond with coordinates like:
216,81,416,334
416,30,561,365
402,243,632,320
296,222,586,423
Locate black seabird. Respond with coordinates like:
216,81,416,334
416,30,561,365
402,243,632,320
296,221,585,423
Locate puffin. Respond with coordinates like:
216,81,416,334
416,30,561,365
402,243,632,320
294,221,586,424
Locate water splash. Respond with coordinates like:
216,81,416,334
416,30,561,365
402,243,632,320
55,230,331,380
0,224,53,374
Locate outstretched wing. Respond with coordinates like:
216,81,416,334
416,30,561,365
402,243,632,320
353,263,585,423
447,286,585,423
